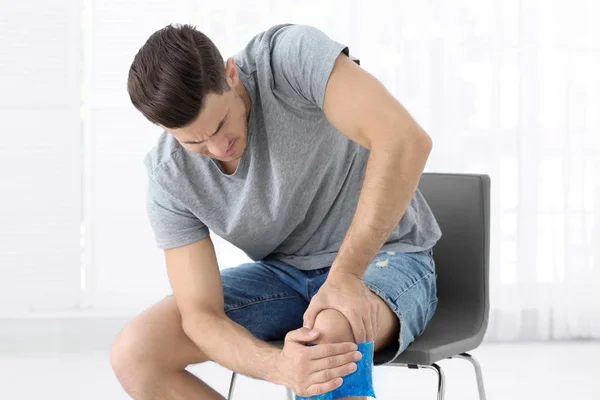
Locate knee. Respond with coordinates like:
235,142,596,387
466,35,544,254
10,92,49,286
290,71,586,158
309,309,355,344
110,322,159,389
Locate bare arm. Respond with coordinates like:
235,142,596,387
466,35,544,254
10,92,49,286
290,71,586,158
164,237,358,396
323,53,433,278
303,53,433,342
164,237,280,382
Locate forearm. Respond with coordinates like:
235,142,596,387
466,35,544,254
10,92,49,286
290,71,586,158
183,312,282,384
330,132,432,278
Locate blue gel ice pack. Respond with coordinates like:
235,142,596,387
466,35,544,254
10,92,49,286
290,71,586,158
295,341,376,400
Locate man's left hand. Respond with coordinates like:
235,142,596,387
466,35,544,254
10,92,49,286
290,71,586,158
303,271,381,343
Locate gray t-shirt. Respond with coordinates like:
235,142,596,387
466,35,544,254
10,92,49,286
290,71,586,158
143,24,441,271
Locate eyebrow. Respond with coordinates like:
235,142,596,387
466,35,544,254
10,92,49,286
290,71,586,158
181,110,229,144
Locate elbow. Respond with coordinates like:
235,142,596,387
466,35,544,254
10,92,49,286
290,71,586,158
399,126,432,159
418,131,433,157
370,126,432,164
181,314,199,339
181,309,225,344
181,313,201,342
393,128,432,157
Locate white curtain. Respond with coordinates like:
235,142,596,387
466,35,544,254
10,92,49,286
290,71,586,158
2,0,598,340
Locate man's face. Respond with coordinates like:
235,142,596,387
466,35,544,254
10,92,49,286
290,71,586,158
163,87,249,163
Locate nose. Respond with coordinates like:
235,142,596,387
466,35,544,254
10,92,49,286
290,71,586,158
206,136,230,157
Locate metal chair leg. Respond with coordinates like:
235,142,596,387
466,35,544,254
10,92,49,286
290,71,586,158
286,386,294,400
227,372,238,400
395,363,446,400
451,353,487,400
421,363,446,400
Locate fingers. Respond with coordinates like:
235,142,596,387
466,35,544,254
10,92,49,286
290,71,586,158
309,342,357,360
286,327,320,344
371,301,380,341
371,313,379,341
308,361,357,386
350,315,367,343
302,377,344,398
302,310,315,329
303,304,324,330
303,352,363,396
311,348,362,373
364,315,374,343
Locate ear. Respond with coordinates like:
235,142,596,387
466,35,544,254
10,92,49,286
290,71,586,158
224,58,239,87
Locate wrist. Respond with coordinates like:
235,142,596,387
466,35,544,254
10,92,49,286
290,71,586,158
328,268,363,280
265,347,285,385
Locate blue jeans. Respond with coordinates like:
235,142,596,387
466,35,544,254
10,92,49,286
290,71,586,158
221,248,438,365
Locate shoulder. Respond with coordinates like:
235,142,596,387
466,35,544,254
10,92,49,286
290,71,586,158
233,24,330,70
143,131,183,179
263,24,336,58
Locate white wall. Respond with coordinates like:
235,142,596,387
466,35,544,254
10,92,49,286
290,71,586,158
0,1,83,315
1,0,599,350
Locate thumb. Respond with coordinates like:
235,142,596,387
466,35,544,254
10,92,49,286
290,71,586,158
286,327,320,344
303,304,322,330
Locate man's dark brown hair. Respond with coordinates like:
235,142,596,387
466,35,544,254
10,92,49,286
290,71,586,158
127,24,230,129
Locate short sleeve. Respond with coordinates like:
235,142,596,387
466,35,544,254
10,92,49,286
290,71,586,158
146,176,209,249
270,24,349,108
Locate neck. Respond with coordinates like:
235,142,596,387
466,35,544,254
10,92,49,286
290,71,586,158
234,82,251,120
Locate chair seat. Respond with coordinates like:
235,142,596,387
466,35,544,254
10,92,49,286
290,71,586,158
376,302,487,366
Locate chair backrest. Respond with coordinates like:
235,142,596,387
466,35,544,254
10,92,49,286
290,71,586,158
417,173,490,337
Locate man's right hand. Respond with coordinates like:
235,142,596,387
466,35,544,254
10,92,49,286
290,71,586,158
272,327,362,397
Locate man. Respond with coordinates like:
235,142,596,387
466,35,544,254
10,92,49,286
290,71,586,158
111,23,441,399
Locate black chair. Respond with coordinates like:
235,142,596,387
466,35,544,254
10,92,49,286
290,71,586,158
228,173,491,399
